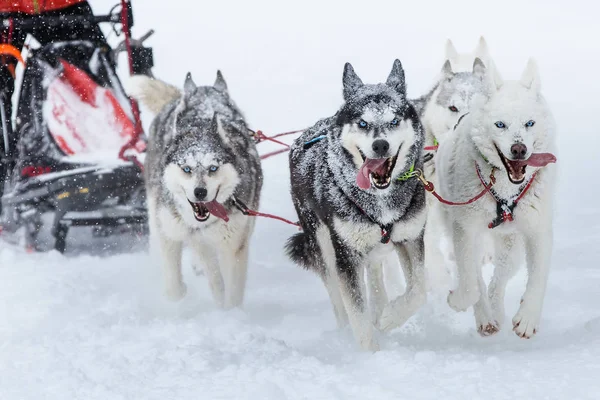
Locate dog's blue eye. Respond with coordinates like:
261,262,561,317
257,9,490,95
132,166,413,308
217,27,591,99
390,118,399,126
525,120,535,127
494,121,506,129
182,166,192,174
209,165,219,173
358,120,368,129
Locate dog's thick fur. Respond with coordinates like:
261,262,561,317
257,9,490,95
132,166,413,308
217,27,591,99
129,72,262,308
435,59,557,338
286,60,427,351
412,37,500,290
413,37,500,149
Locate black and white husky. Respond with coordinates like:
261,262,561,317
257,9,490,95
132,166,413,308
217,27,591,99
128,72,262,309
286,60,427,351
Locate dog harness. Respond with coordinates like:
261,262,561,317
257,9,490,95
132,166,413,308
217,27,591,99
303,134,327,149
344,162,419,244
475,163,537,229
347,195,394,244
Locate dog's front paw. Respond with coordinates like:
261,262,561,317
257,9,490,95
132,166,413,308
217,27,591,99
376,295,418,333
164,281,187,301
377,301,402,333
512,307,540,339
474,306,501,337
477,320,500,337
447,288,480,312
359,335,380,352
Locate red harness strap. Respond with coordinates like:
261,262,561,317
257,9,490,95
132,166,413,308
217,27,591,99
416,163,538,229
476,165,537,228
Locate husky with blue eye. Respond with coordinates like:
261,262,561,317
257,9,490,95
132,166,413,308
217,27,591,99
128,72,262,309
286,60,427,351
435,59,557,338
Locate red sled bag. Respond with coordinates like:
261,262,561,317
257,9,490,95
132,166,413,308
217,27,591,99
45,58,145,160
15,40,146,174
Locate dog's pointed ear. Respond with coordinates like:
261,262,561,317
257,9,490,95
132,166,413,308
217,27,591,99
472,57,486,78
183,72,197,100
386,59,406,94
342,62,363,101
520,58,541,92
475,36,490,58
445,39,459,61
214,70,228,93
442,59,453,76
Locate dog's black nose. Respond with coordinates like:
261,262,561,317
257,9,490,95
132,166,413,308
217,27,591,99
510,143,528,160
372,139,390,157
194,187,208,201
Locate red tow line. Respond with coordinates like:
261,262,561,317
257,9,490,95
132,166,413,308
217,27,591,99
118,0,145,171
413,164,497,206
232,197,301,228
244,209,301,228
234,129,304,227
253,129,303,160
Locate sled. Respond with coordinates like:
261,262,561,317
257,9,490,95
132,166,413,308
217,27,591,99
0,1,153,253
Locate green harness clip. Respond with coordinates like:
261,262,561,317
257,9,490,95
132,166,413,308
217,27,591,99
397,163,416,182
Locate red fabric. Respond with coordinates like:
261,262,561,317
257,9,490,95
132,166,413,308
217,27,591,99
47,59,140,157
0,0,85,14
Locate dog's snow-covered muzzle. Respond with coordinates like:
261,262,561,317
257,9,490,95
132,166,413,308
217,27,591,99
356,146,400,190
187,199,229,222
494,145,556,185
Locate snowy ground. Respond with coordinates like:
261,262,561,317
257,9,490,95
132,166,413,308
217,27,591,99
2,1,600,399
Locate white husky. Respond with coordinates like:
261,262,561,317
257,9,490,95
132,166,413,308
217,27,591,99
435,59,557,338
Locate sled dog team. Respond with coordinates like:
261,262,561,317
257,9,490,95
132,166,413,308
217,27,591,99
129,37,557,351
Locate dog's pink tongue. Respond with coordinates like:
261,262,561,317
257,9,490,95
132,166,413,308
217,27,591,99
526,153,557,167
205,200,229,222
357,158,387,190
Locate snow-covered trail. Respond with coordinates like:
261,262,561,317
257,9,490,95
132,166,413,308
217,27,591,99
2,0,600,398
2,151,599,399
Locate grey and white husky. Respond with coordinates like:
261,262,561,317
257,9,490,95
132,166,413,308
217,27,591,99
413,37,500,148
128,72,262,308
286,60,427,351
412,37,500,289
